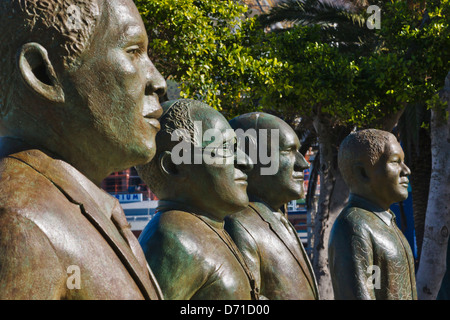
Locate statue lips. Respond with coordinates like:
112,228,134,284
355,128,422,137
145,117,161,131
234,170,248,186
399,178,409,188
292,172,304,181
144,94,163,131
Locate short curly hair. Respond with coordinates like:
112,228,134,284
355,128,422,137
136,99,211,198
0,0,102,117
338,129,393,188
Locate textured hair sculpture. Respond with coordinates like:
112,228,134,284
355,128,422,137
0,0,101,116
338,128,392,187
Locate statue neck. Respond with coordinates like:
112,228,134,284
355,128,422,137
248,194,282,213
157,199,225,229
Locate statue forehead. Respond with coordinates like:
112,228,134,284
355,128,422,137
353,130,393,152
102,0,142,26
379,134,403,158
342,129,397,167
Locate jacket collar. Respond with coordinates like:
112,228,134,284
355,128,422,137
6,147,162,300
348,194,394,226
248,201,319,299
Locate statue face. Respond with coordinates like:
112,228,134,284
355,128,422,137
179,110,251,220
363,135,411,209
63,0,165,177
247,120,309,210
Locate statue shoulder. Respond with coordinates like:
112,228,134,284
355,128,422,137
226,206,257,223
0,209,65,299
332,206,374,240
140,210,217,255
225,205,263,236
155,210,211,236
139,210,223,299
0,157,78,217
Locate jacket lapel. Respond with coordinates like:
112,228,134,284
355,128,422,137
249,202,319,298
9,149,162,300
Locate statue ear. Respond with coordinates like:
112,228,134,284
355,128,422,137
159,151,178,176
17,42,65,103
353,162,369,184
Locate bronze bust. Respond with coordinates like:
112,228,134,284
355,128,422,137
136,99,260,300
224,112,319,300
328,129,417,299
0,0,166,299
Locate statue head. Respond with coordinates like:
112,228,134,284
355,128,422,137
0,0,166,184
338,129,411,210
136,99,253,222
229,112,310,211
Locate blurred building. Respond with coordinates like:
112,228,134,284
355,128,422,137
101,168,158,238
241,0,281,14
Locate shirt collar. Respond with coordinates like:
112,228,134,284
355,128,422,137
348,194,394,226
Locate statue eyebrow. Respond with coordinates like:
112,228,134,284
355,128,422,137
389,153,403,160
119,24,147,46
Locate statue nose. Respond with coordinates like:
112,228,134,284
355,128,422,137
144,58,167,98
401,162,411,176
294,151,310,171
235,148,253,173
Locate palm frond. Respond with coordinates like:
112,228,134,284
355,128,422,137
260,0,365,29
259,0,379,53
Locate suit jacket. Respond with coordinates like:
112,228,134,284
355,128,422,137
0,148,162,299
224,201,319,300
139,200,255,300
328,194,417,300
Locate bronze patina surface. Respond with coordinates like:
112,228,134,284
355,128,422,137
224,112,319,300
328,129,417,300
136,99,259,300
0,0,165,299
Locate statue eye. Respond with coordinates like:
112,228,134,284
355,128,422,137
203,138,236,158
214,140,235,158
281,146,296,154
217,144,229,157
390,156,402,164
126,45,141,56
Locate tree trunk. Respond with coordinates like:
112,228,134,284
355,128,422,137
416,72,450,300
409,127,431,262
311,116,350,300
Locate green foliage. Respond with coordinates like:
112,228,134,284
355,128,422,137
134,0,286,117
255,26,404,128
427,94,449,125
256,0,450,128
135,0,450,127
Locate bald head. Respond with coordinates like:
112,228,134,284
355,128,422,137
230,112,294,141
230,112,309,210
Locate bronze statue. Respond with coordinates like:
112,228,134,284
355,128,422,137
0,0,166,299
328,129,418,300
224,112,320,300
136,99,260,300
